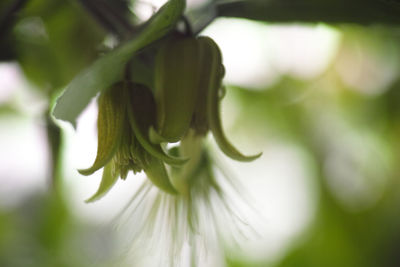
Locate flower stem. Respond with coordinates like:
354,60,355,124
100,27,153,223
45,109,63,194
216,0,400,25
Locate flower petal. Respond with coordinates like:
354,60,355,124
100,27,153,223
125,82,187,166
152,34,202,143
78,84,125,175
143,155,177,194
200,37,262,162
85,161,119,202
169,130,204,195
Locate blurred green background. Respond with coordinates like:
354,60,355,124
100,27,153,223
1,0,400,266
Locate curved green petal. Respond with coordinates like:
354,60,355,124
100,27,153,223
201,37,262,162
126,83,187,166
85,162,119,202
143,155,177,194
78,85,125,175
209,95,262,162
148,126,170,144
128,107,188,166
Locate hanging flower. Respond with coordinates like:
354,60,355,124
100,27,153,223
79,32,262,265
81,33,261,200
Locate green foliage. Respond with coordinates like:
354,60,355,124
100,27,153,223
52,0,185,126
0,194,118,267
12,0,105,91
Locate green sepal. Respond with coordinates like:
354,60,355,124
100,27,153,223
143,155,177,194
153,34,201,143
202,37,262,162
85,162,119,202
209,96,262,162
148,126,170,144
113,124,144,179
169,130,204,195
78,85,125,176
125,82,187,166
190,37,218,135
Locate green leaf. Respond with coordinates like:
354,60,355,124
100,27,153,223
52,0,186,126
85,162,119,202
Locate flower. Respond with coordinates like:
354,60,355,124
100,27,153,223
149,34,262,164
80,34,261,200
79,34,262,266
78,81,186,201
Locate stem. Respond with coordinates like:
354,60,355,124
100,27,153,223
46,109,63,194
216,0,400,25
78,0,136,39
0,0,28,37
78,0,120,36
97,0,138,38
181,16,194,36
